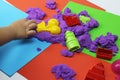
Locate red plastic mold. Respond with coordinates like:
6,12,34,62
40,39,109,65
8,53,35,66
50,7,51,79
63,15,81,27
96,48,113,60
85,63,105,80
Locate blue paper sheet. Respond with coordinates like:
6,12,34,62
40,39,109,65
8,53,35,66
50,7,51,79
0,1,51,76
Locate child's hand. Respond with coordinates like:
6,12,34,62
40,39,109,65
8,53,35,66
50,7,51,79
9,18,37,39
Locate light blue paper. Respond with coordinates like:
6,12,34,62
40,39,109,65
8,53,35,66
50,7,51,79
0,1,27,26
0,1,51,76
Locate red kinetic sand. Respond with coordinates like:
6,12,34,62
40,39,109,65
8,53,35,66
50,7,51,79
63,15,81,27
96,48,113,60
85,63,105,80
111,59,120,80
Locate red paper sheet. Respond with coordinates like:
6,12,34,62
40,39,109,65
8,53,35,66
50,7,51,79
18,44,116,80
7,0,115,80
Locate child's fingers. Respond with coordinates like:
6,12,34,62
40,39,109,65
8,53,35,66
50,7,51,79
28,23,37,30
26,20,37,37
27,30,36,36
26,20,36,25
21,18,27,21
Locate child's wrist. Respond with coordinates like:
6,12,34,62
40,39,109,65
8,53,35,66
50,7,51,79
7,26,17,40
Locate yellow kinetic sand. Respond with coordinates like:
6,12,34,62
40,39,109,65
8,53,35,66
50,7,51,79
36,18,61,34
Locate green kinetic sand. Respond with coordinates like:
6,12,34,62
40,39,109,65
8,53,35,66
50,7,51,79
79,15,90,24
65,31,80,52
64,1,120,63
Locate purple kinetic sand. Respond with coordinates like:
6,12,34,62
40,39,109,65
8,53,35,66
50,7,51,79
26,8,46,23
64,8,71,14
37,47,41,51
56,8,61,13
79,10,99,30
78,33,92,49
85,18,99,30
46,0,56,9
61,49,73,57
63,7,73,16
34,32,65,44
90,32,118,53
32,7,119,57
34,8,101,55
78,10,90,17
52,64,76,80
